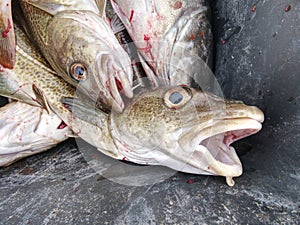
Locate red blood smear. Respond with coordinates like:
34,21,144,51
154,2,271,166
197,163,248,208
129,10,134,22
251,5,257,12
186,179,196,184
173,1,182,10
285,5,291,12
144,34,150,41
200,31,205,38
221,39,226,45
122,157,128,161
115,78,123,92
57,121,68,129
189,34,195,40
2,19,12,38
62,103,70,110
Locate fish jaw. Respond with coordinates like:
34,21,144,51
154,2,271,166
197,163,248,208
110,86,264,186
0,101,71,166
46,10,133,112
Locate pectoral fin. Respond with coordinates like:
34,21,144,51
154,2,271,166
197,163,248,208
61,97,108,127
32,84,52,114
0,0,15,69
95,0,107,18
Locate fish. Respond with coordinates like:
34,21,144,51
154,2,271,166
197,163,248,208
0,23,120,163
63,85,264,186
14,0,134,112
0,100,71,166
110,0,213,87
0,0,15,69
1,23,264,186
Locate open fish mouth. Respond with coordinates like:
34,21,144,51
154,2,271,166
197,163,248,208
180,115,264,186
95,53,133,112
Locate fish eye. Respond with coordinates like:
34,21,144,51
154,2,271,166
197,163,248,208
70,63,87,81
164,86,193,109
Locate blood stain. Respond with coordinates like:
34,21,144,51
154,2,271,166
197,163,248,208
129,10,134,22
251,5,257,12
115,78,123,92
144,34,150,41
2,19,12,38
189,34,195,40
173,1,182,10
187,179,196,184
285,5,291,12
57,121,67,129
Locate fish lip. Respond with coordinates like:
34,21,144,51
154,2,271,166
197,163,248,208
95,53,133,112
180,117,263,177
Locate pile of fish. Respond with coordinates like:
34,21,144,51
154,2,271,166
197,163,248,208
0,0,264,186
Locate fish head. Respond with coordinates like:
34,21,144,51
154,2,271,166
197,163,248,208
111,0,212,86
111,86,264,186
46,10,133,112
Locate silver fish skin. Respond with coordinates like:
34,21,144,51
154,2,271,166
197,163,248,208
0,100,71,166
15,0,133,112
110,0,213,87
0,0,15,69
63,85,264,186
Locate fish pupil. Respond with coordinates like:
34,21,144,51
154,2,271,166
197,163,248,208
169,92,183,104
75,66,85,75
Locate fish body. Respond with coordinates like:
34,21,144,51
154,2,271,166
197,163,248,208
63,85,264,186
110,0,213,86
0,100,71,166
15,0,134,111
0,24,115,161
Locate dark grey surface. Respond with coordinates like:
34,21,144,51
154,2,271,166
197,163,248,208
1,0,299,224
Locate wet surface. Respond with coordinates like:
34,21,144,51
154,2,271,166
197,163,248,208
1,0,300,224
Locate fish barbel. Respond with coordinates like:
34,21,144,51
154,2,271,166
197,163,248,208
14,0,133,112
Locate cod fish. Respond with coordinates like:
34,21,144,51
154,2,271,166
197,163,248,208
0,23,264,186
0,100,71,166
111,0,213,86
14,0,133,112
63,85,264,186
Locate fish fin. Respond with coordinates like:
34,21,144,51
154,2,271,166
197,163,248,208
95,0,107,18
32,84,52,114
66,133,79,138
0,0,15,69
110,0,130,27
110,14,126,34
61,97,108,127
